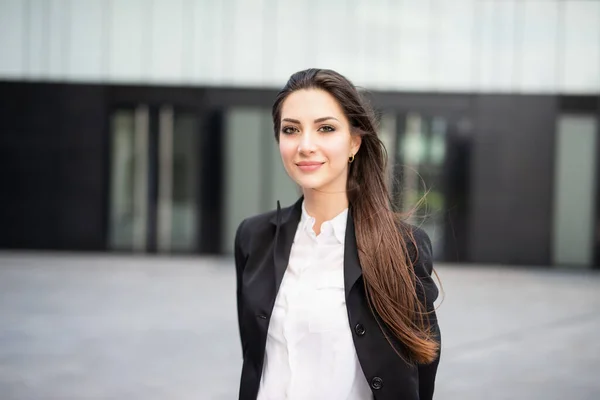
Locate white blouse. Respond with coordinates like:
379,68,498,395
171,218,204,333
257,203,372,400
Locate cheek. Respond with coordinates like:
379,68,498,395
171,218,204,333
279,139,296,162
324,138,351,166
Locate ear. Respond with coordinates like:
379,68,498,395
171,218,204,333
351,135,362,156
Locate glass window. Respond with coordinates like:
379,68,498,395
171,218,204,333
395,113,448,260
552,115,598,267
108,107,149,252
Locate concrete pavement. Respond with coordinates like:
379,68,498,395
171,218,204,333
0,253,599,399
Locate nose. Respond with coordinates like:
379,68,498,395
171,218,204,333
298,131,317,154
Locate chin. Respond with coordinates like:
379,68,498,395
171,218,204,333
293,176,329,191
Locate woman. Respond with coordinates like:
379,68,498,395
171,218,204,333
234,69,441,400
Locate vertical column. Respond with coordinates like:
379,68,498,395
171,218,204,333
133,105,150,252
157,106,174,253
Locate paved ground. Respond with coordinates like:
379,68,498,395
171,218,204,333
0,252,599,400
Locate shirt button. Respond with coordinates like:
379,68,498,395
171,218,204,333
371,376,383,390
354,323,366,336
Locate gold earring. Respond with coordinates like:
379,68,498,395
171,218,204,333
349,154,355,163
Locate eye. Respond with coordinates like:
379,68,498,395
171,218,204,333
281,126,298,135
318,125,335,133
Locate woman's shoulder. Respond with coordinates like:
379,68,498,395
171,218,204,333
240,209,278,228
403,223,432,249
237,199,302,238
234,210,275,258
235,199,302,254
398,221,434,276
235,205,290,249
397,221,432,246
236,209,278,239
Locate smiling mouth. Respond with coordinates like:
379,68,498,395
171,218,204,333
296,162,324,171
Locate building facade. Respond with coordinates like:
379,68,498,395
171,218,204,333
1,0,599,268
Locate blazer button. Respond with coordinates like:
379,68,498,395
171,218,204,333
370,376,383,390
354,323,366,336
257,314,268,320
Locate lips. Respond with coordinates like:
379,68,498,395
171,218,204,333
296,161,324,172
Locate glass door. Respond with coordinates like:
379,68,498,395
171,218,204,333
552,114,598,268
108,104,200,253
157,106,200,253
395,113,448,260
391,111,472,262
108,106,149,252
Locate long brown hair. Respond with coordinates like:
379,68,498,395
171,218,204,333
272,68,439,364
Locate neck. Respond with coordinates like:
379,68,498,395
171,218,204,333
302,188,349,228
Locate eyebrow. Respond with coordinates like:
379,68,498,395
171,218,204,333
281,116,340,124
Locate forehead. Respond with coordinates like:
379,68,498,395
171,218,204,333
281,89,346,121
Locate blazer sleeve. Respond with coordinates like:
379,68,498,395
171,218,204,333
234,219,248,355
411,227,441,400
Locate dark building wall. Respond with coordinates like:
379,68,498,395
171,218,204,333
0,81,108,250
469,95,556,265
0,81,573,266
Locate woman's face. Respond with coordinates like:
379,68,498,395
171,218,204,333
278,89,361,194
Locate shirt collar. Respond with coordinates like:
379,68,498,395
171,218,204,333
300,201,348,244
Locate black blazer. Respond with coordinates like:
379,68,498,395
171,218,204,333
234,198,441,400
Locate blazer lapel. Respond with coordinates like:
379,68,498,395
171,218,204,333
270,198,363,299
344,210,363,298
270,198,303,295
